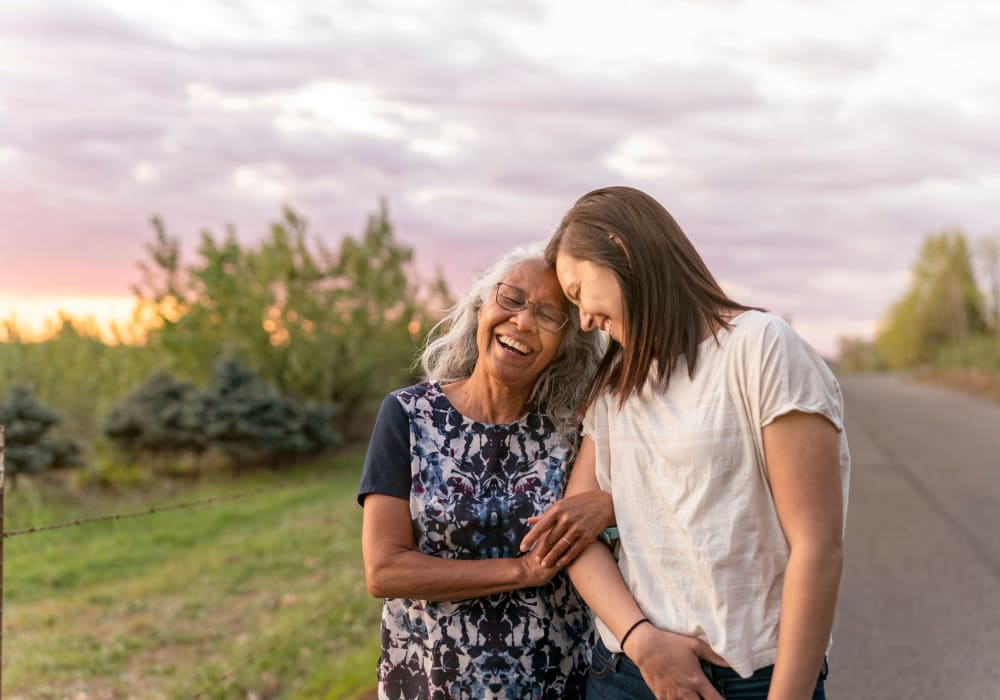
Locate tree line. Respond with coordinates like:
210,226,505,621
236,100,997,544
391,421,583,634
0,202,450,484
839,230,1000,372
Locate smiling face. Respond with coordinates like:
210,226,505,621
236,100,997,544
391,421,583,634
554,251,627,347
475,259,569,391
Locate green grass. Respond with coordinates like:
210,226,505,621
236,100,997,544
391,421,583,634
2,448,382,699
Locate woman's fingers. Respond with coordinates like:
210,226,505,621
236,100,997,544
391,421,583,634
522,491,614,567
543,534,576,567
553,534,594,568
522,492,613,567
524,521,582,569
692,639,730,668
630,628,725,700
521,510,556,552
694,676,725,700
522,506,574,558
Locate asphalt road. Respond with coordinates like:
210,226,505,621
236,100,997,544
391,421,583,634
826,374,1000,699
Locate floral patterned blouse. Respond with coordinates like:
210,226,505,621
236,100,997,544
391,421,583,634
358,382,592,700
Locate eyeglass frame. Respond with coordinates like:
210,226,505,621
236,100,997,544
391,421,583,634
493,282,570,333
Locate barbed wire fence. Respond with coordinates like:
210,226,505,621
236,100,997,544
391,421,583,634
0,423,362,699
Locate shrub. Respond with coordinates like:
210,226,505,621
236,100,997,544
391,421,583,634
0,386,85,483
203,357,339,468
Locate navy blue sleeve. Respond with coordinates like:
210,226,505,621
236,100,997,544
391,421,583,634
357,393,412,506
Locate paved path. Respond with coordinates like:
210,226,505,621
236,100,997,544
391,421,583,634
827,374,1000,699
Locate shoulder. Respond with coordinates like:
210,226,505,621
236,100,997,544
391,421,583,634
727,311,843,412
727,309,793,339
390,381,435,402
726,311,821,360
384,381,440,412
721,311,840,391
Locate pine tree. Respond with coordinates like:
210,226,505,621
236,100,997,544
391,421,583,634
0,386,84,483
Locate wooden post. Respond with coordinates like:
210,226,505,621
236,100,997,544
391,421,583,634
1,424,5,699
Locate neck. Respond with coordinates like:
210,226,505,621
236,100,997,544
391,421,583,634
443,371,532,424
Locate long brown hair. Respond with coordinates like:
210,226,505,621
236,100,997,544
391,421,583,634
545,186,756,409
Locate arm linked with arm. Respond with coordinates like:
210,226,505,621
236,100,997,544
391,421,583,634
520,488,615,568
362,494,559,601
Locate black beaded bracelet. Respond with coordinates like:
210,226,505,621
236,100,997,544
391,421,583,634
619,617,650,652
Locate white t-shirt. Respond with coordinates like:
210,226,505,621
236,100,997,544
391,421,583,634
582,310,850,678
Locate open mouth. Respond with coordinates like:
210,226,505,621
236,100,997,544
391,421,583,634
497,334,531,356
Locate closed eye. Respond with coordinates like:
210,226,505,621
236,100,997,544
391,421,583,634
499,290,526,307
537,305,568,326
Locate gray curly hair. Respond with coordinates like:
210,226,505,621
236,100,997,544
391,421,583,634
419,242,604,436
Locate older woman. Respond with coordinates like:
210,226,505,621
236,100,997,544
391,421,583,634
358,243,608,699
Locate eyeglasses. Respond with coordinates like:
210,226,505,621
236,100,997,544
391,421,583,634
494,282,570,333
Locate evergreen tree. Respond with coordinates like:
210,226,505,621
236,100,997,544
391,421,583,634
203,357,339,469
0,386,84,483
103,371,209,457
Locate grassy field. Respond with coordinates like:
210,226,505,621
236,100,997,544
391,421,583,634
2,447,381,699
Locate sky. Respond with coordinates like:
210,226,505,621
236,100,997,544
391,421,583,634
2,0,999,356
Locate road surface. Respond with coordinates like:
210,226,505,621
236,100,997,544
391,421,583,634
827,374,1000,699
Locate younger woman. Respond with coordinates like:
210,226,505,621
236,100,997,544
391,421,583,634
543,186,850,700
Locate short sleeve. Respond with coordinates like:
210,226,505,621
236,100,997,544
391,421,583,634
581,393,614,493
581,399,600,441
357,393,412,506
756,317,845,432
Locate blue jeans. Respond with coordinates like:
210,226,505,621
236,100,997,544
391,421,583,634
586,638,827,700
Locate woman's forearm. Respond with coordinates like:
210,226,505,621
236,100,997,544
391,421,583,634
363,494,556,601
567,541,645,641
366,549,549,602
768,543,843,699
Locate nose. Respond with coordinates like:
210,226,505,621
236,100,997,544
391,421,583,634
509,306,538,331
578,310,597,332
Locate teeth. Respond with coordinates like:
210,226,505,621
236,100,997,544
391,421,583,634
498,334,531,354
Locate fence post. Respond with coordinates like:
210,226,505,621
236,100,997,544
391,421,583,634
1,423,5,699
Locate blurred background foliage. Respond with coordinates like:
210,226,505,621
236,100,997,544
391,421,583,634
0,200,451,485
837,230,1000,376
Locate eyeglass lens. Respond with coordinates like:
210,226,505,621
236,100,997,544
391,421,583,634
496,283,568,331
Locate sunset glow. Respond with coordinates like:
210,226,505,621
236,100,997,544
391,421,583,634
0,295,140,343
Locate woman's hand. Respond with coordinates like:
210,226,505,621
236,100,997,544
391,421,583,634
515,550,561,587
519,489,614,567
625,623,728,700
